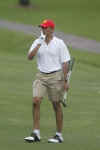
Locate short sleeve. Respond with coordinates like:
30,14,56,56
28,39,39,54
59,40,70,63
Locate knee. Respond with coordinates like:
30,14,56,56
33,97,42,106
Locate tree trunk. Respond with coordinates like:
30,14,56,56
19,0,30,6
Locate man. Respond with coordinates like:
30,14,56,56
24,19,70,143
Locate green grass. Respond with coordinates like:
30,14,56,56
0,28,100,150
0,0,100,41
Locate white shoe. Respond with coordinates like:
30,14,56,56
48,135,64,143
24,133,41,143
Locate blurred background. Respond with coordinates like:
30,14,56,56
0,0,100,40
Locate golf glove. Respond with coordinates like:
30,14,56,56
38,31,45,45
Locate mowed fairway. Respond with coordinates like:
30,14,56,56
0,29,100,150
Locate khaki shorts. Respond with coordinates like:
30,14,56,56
32,70,65,102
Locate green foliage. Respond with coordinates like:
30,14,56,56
19,0,30,6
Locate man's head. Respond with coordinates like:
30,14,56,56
39,19,55,36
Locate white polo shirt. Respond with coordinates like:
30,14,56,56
29,36,70,73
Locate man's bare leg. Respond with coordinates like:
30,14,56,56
52,102,63,132
32,97,42,130
48,102,64,143
24,96,42,142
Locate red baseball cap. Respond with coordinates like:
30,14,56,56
39,19,55,29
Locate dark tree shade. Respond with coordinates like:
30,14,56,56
19,0,30,6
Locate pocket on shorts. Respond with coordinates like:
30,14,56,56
55,71,64,81
32,79,46,98
36,72,41,79
47,71,64,102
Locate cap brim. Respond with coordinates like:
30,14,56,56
38,24,48,28
38,24,54,29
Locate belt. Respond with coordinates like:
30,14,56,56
40,69,61,74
